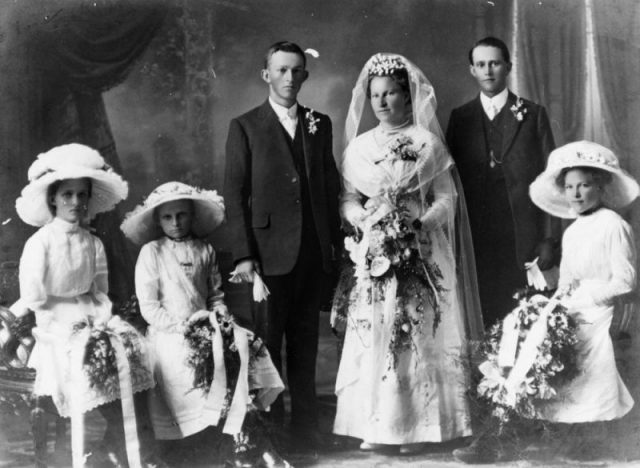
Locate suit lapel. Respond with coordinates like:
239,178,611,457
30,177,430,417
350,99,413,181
298,105,315,180
501,92,522,158
260,100,290,147
470,97,487,159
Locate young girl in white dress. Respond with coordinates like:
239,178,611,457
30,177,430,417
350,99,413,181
13,143,154,467
528,140,638,458
121,181,286,466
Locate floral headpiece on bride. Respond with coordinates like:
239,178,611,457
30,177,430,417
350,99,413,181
366,53,407,76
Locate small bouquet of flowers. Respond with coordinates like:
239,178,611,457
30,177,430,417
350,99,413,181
477,287,579,426
184,312,267,393
79,318,152,397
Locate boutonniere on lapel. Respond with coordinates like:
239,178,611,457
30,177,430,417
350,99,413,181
510,97,528,121
305,109,319,135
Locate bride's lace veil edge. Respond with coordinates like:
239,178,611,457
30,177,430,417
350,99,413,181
342,52,484,342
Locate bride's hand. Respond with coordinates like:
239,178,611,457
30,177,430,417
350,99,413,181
397,197,421,224
364,195,392,213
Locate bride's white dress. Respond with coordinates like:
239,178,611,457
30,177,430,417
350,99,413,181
333,124,473,444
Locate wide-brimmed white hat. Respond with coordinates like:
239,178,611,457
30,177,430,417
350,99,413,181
16,143,129,227
121,181,225,244
530,140,639,219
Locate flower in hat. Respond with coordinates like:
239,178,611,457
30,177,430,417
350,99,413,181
121,181,225,245
15,143,128,227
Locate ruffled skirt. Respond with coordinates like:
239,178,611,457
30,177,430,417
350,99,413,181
29,295,154,418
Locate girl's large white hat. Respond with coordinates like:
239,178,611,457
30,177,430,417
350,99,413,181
16,143,129,227
529,140,639,218
121,181,225,244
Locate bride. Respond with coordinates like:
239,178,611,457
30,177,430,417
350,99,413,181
331,53,483,454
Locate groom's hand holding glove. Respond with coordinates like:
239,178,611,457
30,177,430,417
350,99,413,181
234,258,262,282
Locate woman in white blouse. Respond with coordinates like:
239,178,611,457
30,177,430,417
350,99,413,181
529,140,639,458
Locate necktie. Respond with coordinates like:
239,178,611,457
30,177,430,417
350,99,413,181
283,107,297,138
488,102,499,120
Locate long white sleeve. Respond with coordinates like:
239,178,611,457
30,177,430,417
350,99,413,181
589,219,636,306
340,179,367,227
135,243,183,331
560,211,637,309
18,234,52,327
420,171,454,230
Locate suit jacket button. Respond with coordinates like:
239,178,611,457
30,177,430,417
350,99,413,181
295,199,300,204
292,177,298,183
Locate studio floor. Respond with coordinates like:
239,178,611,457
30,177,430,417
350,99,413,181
2,396,640,468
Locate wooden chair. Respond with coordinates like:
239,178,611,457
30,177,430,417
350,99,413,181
0,306,66,468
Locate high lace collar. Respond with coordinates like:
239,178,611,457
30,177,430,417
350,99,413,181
577,204,604,218
163,234,194,244
50,217,81,233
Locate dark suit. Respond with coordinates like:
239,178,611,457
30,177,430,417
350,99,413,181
446,91,556,325
224,100,340,431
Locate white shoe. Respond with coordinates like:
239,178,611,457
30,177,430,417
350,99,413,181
359,441,384,451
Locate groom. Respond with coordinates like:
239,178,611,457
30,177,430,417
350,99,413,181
446,36,559,328
223,41,341,449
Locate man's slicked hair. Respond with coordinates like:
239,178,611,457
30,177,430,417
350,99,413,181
264,41,306,69
468,36,511,65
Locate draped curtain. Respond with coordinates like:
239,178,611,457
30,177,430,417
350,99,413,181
509,0,585,146
592,0,640,170
0,1,167,305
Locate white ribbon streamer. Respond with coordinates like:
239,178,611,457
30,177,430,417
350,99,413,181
69,327,91,468
109,335,142,468
503,296,560,403
202,313,227,425
497,313,519,368
222,323,250,434
201,313,252,434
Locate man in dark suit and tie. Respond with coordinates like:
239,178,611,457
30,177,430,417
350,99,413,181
446,37,559,328
224,41,341,449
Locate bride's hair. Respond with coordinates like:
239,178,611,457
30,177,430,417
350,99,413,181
365,68,411,102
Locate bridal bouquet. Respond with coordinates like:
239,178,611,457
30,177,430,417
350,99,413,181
340,193,445,370
477,287,579,426
78,319,151,397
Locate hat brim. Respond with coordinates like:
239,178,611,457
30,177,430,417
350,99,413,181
530,162,640,219
121,192,225,245
16,168,128,227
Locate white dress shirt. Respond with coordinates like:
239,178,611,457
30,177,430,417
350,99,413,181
269,98,298,138
480,88,509,120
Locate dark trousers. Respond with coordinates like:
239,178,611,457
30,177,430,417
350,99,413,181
254,235,328,432
474,178,526,326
